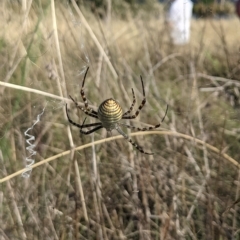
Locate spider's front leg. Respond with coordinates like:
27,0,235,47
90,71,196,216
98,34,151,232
68,95,98,118
80,67,97,114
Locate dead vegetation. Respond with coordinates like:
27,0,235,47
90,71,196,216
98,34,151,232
0,1,240,239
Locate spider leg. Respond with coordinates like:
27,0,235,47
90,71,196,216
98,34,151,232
66,109,103,134
116,126,154,155
79,117,103,134
122,76,146,119
68,96,98,118
161,104,168,123
123,88,136,116
119,123,161,131
80,122,102,128
66,104,101,127
80,66,97,114
120,104,168,131
80,125,103,135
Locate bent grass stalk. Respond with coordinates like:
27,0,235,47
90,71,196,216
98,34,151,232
0,130,239,183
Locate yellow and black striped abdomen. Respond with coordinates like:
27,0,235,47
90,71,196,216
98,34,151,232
98,98,123,131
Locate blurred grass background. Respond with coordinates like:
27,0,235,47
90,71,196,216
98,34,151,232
0,0,240,239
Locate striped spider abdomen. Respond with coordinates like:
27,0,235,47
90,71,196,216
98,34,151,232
98,98,123,131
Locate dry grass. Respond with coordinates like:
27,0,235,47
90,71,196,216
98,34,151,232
0,1,240,239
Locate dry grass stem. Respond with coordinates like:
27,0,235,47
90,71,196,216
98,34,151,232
0,2,239,238
1,130,239,184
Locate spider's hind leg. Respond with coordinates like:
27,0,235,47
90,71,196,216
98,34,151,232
119,122,161,131
116,126,154,155
66,108,103,135
79,117,103,134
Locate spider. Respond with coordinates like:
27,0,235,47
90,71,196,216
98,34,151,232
66,67,168,155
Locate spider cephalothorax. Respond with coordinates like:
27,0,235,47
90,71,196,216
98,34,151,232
66,67,168,155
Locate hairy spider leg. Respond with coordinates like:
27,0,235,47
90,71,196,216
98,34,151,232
80,67,98,115
116,126,153,155
120,104,168,131
80,125,103,134
79,117,103,134
68,95,98,119
119,123,161,131
66,107,103,134
66,104,101,127
123,88,136,116
122,76,146,119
